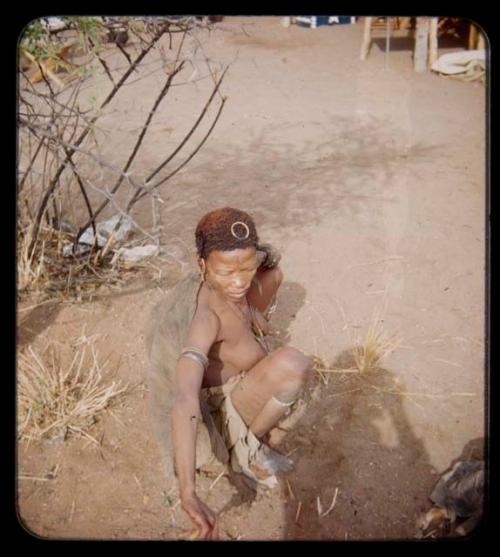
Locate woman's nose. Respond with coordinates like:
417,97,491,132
232,275,245,288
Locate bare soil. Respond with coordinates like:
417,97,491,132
17,17,486,541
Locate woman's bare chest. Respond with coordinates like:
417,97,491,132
210,306,267,370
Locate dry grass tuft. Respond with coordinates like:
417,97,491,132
352,307,400,374
313,306,400,383
17,340,127,444
17,224,49,293
312,355,330,385
17,223,164,303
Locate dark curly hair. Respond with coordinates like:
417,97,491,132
195,207,259,259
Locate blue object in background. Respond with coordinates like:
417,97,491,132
294,16,356,28
338,16,355,24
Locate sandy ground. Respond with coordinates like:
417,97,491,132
17,17,486,541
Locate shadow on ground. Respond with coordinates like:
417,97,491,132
277,349,438,540
132,113,444,248
17,302,63,350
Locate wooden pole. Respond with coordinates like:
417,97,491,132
385,17,392,69
468,23,479,50
428,17,439,66
399,17,412,30
477,31,486,50
360,16,373,60
414,17,430,72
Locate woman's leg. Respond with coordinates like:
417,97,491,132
230,346,313,439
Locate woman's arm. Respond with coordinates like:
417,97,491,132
249,243,284,317
171,308,220,539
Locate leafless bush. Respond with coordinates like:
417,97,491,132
18,16,227,299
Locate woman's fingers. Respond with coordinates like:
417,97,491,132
209,519,219,540
198,509,218,540
182,495,218,540
199,505,218,540
191,512,211,539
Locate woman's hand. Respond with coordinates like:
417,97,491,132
181,492,219,540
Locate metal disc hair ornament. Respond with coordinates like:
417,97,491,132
230,221,250,240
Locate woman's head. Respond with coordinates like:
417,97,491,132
195,208,260,301
195,207,259,260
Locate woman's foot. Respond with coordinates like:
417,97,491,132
251,443,294,476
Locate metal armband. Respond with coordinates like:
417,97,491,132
272,393,299,408
178,347,209,371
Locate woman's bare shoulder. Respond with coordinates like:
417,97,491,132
189,296,222,350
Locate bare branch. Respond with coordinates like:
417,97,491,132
88,37,115,86
116,41,133,66
63,150,98,252
147,64,228,185
127,64,229,209
19,118,144,189
82,177,158,244
37,61,58,96
128,95,227,208
18,136,47,192
19,20,226,292
72,29,191,240
74,60,186,242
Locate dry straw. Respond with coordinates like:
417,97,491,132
17,224,49,293
313,304,400,381
17,222,163,303
352,306,400,374
17,340,127,444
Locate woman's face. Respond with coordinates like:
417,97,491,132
203,247,259,302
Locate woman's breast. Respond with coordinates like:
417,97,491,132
210,333,267,372
203,336,266,387
202,300,268,387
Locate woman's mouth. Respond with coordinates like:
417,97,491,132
227,288,248,298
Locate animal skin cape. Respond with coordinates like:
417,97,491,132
145,271,230,480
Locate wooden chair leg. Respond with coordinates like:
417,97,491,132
360,16,373,60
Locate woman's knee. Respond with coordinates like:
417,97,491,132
272,347,313,387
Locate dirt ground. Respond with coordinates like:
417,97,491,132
17,17,487,541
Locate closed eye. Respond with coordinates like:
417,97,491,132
216,266,257,276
